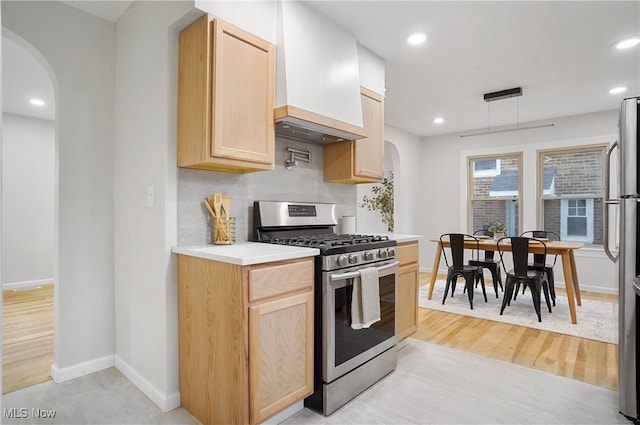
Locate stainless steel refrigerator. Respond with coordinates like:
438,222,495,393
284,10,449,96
605,96,640,422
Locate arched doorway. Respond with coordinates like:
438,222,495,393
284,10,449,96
1,32,57,394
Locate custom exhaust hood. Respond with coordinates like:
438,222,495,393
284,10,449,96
274,1,367,144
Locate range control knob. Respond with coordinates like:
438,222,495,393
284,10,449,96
387,248,396,257
378,249,388,258
337,255,348,266
364,251,374,261
348,254,358,264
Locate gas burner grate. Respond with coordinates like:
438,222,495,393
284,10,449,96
270,233,390,249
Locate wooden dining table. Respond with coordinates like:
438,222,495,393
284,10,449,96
427,237,585,324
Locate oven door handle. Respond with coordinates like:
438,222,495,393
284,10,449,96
329,260,399,282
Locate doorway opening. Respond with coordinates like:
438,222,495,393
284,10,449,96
1,33,56,394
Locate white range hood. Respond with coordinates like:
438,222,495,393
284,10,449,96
274,1,367,144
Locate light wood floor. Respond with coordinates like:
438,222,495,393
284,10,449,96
0,276,618,396
2,284,54,394
414,272,618,391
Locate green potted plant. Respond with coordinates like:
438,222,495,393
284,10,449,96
488,220,507,240
360,172,394,232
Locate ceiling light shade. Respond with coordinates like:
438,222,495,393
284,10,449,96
29,98,45,106
433,117,445,124
616,37,640,49
407,32,427,45
609,86,627,94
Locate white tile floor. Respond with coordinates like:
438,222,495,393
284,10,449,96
2,339,629,424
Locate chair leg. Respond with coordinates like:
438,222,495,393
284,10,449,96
542,278,552,313
489,265,499,299
465,274,475,309
442,275,452,305
547,267,556,306
496,268,503,291
530,284,542,322
452,276,458,297
479,272,487,302
500,276,514,315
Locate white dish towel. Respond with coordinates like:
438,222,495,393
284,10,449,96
351,267,381,329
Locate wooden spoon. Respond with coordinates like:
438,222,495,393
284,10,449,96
213,193,223,218
204,200,216,218
207,195,217,217
221,194,231,218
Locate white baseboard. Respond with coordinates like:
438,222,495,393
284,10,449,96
115,355,180,413
3,278,54,291
50,355,114,383
419,267,618,295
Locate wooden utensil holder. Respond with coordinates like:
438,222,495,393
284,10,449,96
213,216,236,245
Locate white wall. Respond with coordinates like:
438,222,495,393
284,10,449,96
2,0,116,375
357,125,423,240
1,113,54,287
114,0,198,412
420,109,619,293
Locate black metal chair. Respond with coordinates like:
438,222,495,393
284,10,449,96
497,237,552,322
440,233,487,310
520,230,560,306
468,229,503,298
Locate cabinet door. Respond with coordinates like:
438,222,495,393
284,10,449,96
248,291,313,424
397,264,419,341
397,242,420,341
353,88,384,179
211,19,275,165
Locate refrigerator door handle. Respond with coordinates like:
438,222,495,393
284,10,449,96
604,141,619,262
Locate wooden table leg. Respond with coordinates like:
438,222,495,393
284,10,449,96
561,252,578,324
427,242,443,300
568,250,582,306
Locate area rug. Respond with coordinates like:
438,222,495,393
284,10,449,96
419,282,618,344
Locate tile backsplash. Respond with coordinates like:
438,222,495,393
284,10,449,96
177,137,357,245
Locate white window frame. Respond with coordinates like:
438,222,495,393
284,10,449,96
560,198,594,243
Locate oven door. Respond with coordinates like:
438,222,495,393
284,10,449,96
323,259,398,383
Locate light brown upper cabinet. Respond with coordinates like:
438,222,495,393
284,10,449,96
324,87,384,183
178,15,276,172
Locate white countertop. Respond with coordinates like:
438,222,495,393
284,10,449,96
378,233,423,244
172,243,319,266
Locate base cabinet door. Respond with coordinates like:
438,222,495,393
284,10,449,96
397,264,419,340
249,291,314,424
396,242,419,341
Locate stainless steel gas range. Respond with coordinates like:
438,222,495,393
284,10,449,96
253,201,398,416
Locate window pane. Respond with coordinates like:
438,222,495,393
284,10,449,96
539,146,604,245
470,155,520,235
541,198,602,244
541,149,603,197
474,160,497,171
470,200,519,236
567,217,587,236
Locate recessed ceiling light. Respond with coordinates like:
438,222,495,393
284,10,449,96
29,98,45,106
407,32,428,46
433,117,445,124
616,37,640,50
609,86,627,94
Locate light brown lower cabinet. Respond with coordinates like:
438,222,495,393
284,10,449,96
177,255,314,425
396,242,419,341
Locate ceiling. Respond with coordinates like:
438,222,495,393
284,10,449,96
3,1,639,137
